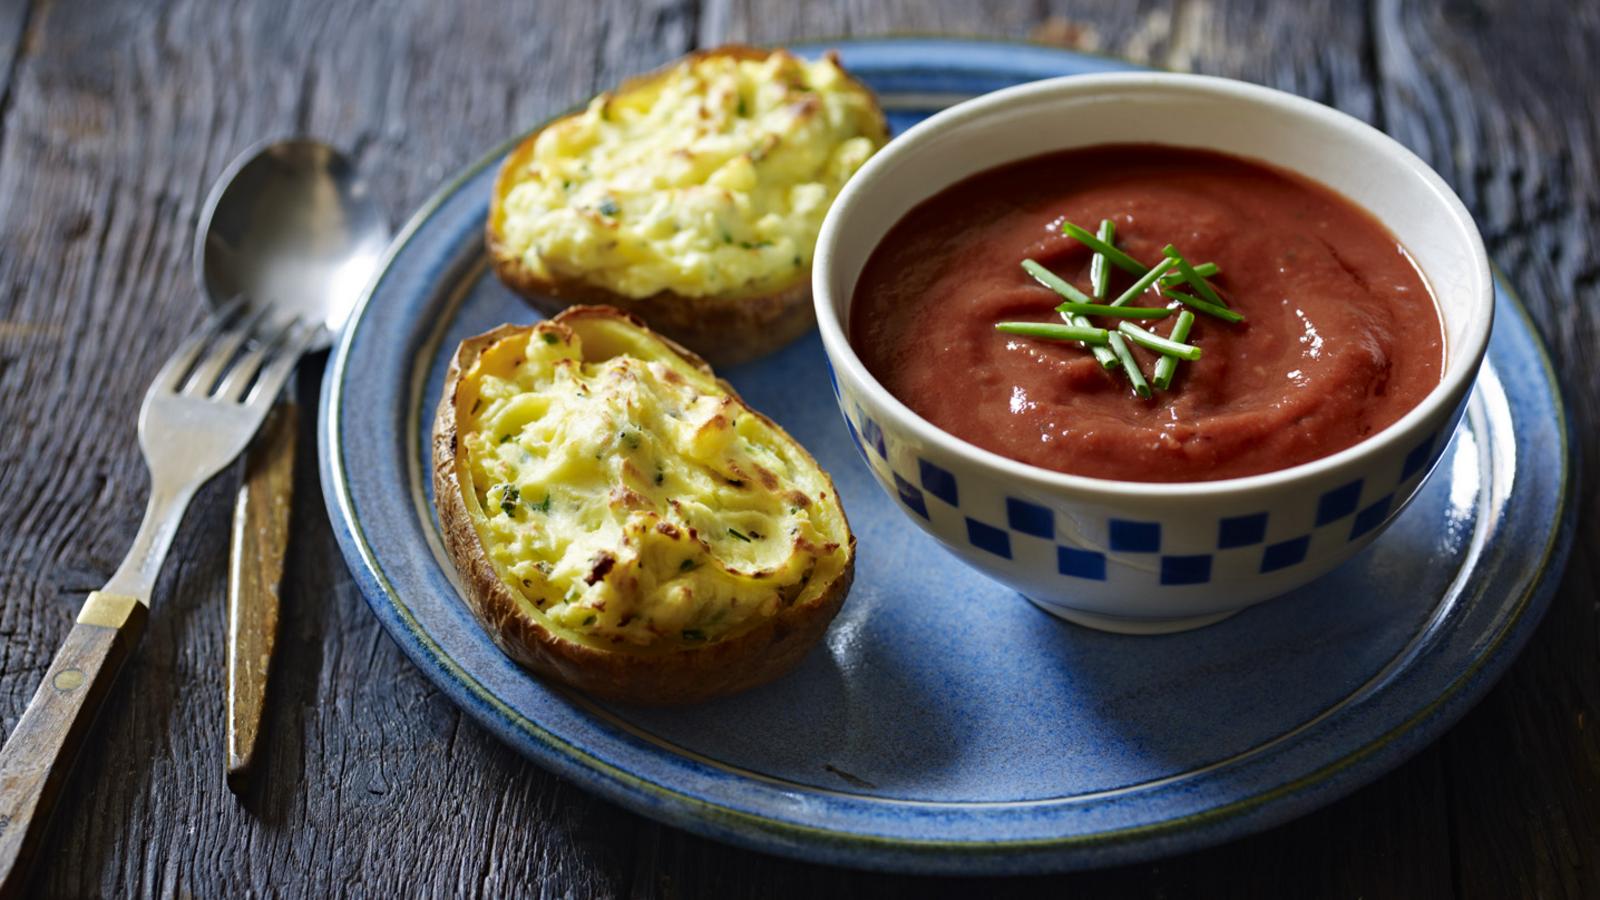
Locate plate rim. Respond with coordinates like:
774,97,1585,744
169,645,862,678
317,37,1577,872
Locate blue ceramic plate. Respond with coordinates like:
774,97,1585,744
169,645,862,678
319,39,1575,874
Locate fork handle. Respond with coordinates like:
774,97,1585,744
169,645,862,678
0,592,147,898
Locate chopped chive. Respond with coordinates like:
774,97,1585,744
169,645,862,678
1061,222,1146,276
1065,312,1122,369
1109,257,1178,307
1090,219,1116,299
1162,245,1229,308
1162,288,1245,323
1083,222,1120,369
1106,333,1150,399
1021,259,1093,304
995,322,1111,344
1117,321,1203,361
1154,311,1196,390
1024,257,1118,362
727,528,752,542
541,332,560,344
1159,261,1218,285
499,485,520,517
1055,301,1173,320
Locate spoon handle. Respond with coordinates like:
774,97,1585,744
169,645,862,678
0,592,148,898
225,401,296,792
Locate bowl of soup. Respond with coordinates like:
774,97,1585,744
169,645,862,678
813,72,1491,633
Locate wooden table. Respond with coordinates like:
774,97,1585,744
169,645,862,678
1,1,1594,895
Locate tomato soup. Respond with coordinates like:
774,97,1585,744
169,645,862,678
849,145,1445,482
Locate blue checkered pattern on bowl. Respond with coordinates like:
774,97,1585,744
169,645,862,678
841,400,1442,586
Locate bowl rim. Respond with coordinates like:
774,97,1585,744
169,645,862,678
813,71,1493,502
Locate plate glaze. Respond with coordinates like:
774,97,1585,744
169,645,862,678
318,39,1574,874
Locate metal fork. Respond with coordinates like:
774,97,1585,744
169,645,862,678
0,306,317,895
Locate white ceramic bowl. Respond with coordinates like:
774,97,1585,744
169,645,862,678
813,73,1492,634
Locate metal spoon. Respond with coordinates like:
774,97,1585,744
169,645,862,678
194,139,390,792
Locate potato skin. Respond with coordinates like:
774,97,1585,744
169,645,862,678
485,46,887,368
432,306,855,705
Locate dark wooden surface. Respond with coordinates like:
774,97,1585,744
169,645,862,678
0,0,1594,896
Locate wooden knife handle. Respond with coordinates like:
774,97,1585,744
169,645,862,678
226,401,296,793
0,592,147,899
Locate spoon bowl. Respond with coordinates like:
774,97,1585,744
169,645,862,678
195,138,390,348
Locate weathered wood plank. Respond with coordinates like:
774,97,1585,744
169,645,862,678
0,0,36,146
1372,2,1600,899
0,0,1592,896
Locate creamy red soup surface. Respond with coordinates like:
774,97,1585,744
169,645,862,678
848,144,1445,483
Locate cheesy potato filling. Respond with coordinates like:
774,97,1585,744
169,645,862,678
456,319,849,649
496,50,884,299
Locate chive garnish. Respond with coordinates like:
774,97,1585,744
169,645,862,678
995,322,1111,344
1081,220,1124,370
1161,289,1245,323
1109,257,1178,307
1025,258,1120,366
1106,333,1150,399
1090,219,1116,299
1116,321,1203,360
1159,261,1218,285
1162,245,1229,309
499,485,520,517
1055,301,1172,320
1154,311,1196,390
728,528,752,542
1021,259,1093,304
1066,312,1121,369
1061,222,1146,276
1034,223,1244,398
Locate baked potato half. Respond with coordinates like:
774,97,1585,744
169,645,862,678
487,46,888,367
433,306,855,705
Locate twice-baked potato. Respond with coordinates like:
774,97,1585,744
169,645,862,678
486,46,888,366
432,306,855,705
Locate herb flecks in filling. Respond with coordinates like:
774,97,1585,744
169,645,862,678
458,321,849,648
497,51,884,300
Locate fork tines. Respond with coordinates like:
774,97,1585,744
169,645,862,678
151,305,317,406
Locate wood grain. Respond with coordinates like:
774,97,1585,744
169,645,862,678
0,0,1592,896
0,594,147,899
225,401,297,792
